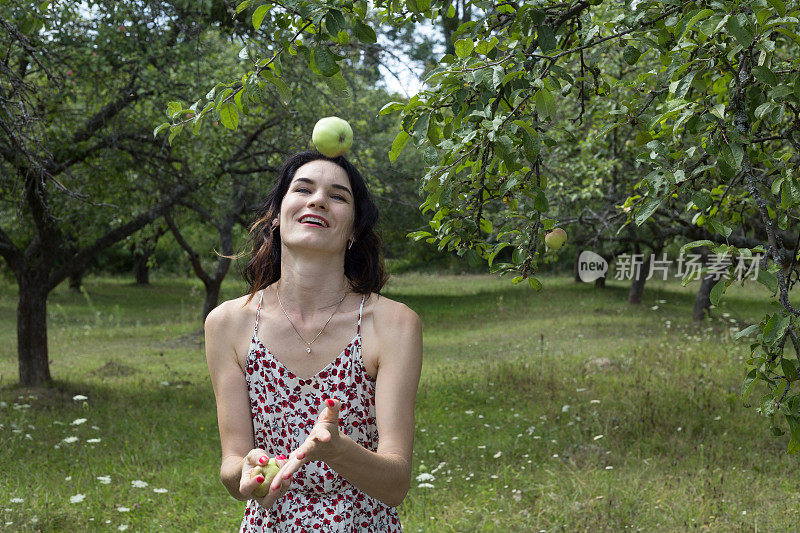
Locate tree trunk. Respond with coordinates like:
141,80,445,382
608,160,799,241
693,246,714,321
17,275,51,386
628,249,651,304
202,280,222,324
574,250,582,283
69,270,83,292
134,253,150,285
595,275,606,289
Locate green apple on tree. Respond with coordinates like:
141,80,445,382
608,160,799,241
545,228,567,251
251,457,281,498
312,116,353,157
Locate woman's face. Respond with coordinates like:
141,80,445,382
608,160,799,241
278,159,356,255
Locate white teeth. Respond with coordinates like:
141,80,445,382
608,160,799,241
299,216,328,227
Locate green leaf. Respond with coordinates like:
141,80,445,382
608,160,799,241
534,190,548,212
166,101,182,119
764,314,790,344
389,131,410,162
352,20,377,43
680,8,715,39
266,77,292,104
691,190,712,210
252,4,269,30
781,358,798,381
787,415,800,454
454,39,474,59
325,9,346,38
538,25,556,52
674,71,696,98
313,45,339,77
153,122,170,138
168,124,183,145
521,129,540,162
635,197,661,226
378,102,405,115
742,368,758,402
710,279,726,305
412,113,430,145
752,65,778,87
727,13,754,48
236,1,250,15
487,243,510,267
528,277,543,290
323,71,350,98
623,45,641,65
767,0,786,17
219,103,239,130
757,269,778,293
534,88,556,120
734,324,760,340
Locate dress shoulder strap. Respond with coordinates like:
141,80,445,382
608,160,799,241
356,294,365,335
253,289,264,337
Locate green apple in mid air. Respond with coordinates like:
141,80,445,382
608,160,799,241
251,457,281,498
545,228,567,251
312,116,353,157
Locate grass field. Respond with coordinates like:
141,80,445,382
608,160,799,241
1,272,799,531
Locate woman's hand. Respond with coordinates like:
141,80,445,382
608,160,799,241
268,397,344,492
239,449,292,508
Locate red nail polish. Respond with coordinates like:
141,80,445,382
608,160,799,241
277,454,286,460
259,455,267,464
298,452,305,459
256,475,265,484
326,398,335,407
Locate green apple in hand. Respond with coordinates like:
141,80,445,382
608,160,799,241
251,457,280,498
312,117,353,157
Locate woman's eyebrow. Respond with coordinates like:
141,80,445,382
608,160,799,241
294,177,352,196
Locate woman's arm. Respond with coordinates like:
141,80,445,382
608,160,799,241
204,303,259,500
329,303,422,506
270,303,423,507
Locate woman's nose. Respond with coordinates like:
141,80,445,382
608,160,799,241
307,192,327,208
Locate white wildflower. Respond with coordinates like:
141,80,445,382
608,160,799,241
97,476,111,484
71,419,87,426
69,494,86,503
72,395,88,401
415,473,435,483
131,480,148,488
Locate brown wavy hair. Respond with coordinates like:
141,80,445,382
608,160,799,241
239,151,389,306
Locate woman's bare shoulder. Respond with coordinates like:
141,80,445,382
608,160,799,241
369,293,420,327
205,292,259,329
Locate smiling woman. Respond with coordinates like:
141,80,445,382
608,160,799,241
204,151,423,532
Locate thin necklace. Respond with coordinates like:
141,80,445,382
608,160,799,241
275,282,347,354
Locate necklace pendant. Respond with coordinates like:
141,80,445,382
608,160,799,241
306,347,312,354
